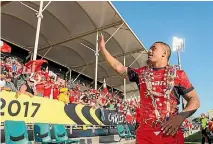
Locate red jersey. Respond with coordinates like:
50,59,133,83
43,81,53,98
70,96,75,103
53,86,59,99
128,66,193,124
5,64,12,71
36,83,45,94
37,71,49,79
70,91,79,103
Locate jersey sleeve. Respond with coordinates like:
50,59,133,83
127,67,139,83
176,70,194,95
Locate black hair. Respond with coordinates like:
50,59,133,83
155,41,171,60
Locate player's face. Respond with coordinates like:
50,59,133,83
148,43,165,63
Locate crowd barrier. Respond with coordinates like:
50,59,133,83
0,91,125,126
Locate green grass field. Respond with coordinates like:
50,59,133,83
184,131,202,143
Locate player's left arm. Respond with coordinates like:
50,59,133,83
178,70,200,118
162,70,200,136
179,89,200,119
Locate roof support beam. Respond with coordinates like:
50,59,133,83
19,2,38,13
70,49,147,68
38,21,124,52
129,50,144,67
105,23,124,44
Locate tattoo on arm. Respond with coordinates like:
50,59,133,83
178,109,197,119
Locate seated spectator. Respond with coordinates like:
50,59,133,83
48,70,57,81
69,90,75,102
35,77,46,97
58,88,69,104
97,93,107,108
125,109,133,124
53,84,59,100
108,99,116,110
69,88,78,103
4,56,12,72
19,79,36,97
80,93,89,105
11,61,17,73
43,77,54,98
16,74,29,90
104,98,111,110
0,72,6,91
118,102,124,113
89,94,97,108
37,67,49,80
3,74,18,92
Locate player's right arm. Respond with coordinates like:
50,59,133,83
98,35,128,79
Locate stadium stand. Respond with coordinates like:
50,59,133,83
0,41,138,143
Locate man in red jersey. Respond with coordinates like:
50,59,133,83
98,35,200,144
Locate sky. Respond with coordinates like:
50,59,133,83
113,1,213,117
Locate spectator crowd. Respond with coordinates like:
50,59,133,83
0,44,141,124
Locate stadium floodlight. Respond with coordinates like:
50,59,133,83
172,37,185,52
172,36,186,110
172,37,185,70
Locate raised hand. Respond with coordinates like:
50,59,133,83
98,34,106,51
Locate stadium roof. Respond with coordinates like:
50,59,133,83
1,1,148,98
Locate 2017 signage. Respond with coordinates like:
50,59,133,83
0,98,40,117
0,91,76,125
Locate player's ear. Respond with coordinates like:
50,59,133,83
162,50,168,57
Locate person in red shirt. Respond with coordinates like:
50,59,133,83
69,94,75,103
98,35,200,144
35,78,45,97
4,56,12,72
125,109,133,124
208,118,213,132
37,67,49,79
100,96,106,106
69,89,80,104
43,77,53,98
53,84,59,100
119,103,124,114
69,88,77,104
89,94,97,108
96,93,108,109
17,64,24,75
